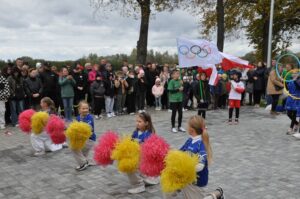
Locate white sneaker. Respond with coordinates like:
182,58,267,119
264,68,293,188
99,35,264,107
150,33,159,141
172,128,178,133
0,125,5,130
107,113,112,118
182,108,186,112
168,109,172,112
292,133,300,139
138,110,143,113
178,127,186,132
111,112,116,117
95,115,99,120
34,151,45,156
155,107,159,111
142,110,146,113
143,176,160,185
129,112,135,115
128,185,146,194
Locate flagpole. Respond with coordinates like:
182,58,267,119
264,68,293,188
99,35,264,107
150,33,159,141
267,0,275,68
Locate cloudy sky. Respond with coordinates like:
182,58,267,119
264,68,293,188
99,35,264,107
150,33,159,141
0,0,299,61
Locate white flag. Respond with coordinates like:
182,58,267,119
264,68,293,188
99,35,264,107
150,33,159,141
177,37,222,68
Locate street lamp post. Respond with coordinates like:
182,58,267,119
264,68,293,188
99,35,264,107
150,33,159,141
267,0,275,67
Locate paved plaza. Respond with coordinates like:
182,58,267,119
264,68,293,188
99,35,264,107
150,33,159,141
0,107,300,199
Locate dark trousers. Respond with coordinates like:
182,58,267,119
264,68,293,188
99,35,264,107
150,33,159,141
253,90,262,105
126,93,136,114
287,110,298,128
218,94,227,108
248,93,253,105
146,87,155,107
161,90,169,109
94,97,105,116
5,101,11,124
229,108,240,119
198,110,206,119
170,102,183,128
271,94,280,111
136,92,146,110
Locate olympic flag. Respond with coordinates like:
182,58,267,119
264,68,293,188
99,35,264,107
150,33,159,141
177,37,222,68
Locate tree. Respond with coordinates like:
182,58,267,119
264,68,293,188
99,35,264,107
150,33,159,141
89,0,176,65
183,0,300,62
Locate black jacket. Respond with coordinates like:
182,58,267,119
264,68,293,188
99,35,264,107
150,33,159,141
253,67,266,91
105,80,115,98
136,77,147,93
39,70,59,96
90,80,106,97
73,71,88,94
192,80,210,103
7,76,25,100
24,77,43,98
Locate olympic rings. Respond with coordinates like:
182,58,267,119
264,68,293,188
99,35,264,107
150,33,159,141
178,44,211,59
275,53,300,83
283,68,300,100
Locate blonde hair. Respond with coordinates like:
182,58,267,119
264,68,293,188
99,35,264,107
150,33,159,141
188,115,212,165
78,100,89,110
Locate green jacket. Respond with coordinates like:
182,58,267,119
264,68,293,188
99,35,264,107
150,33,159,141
168,79,183,102
59,77,76,98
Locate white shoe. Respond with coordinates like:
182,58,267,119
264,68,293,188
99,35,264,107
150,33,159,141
111,112,116,117
172,128,178,133
143,176,160,185
142,110,146,113
138,110,143,113
178,127,186,132
0,125,5,130
107,113,112,118
182,108,186,112
155,107,159,111
128,185,146,194
168,109,172,112
75,161,89,171
34,151,45,156
129,112,135,115
95,115,99,120
292,133,300,139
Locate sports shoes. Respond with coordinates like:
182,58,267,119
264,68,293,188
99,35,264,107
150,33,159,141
292,132,300,139
178,127,186,132
34,151,45,156
168,109,172,112
286,128,295,135
228,119,233,125
107,113,112,118
138,110,143,113
143,177,160,185
75,161,89,171
128,185,146,194
95,115,99,120
172,128,178,133
234,119,239,125
111,112,116,117
129,112,135,115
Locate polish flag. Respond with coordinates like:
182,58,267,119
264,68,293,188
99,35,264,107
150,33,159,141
220,52,254,71
198,64,219,86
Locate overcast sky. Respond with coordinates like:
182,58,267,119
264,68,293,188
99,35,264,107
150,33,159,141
0,0,299,61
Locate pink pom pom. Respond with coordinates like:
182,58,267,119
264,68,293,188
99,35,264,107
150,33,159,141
46,115,66,144
140,134,170,177
94,131,119,166
18,109,36,134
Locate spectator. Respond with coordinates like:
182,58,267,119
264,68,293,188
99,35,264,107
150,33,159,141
152,78,164,110
160,65,170,110
115,71,128,115
136,69,147,113
16,58,23,70
0,71,10,129
126,70,137,115
253,62,266,107
145,63,158,107
7,67,25,127
104,72,115,118
24,68,43,110
267,65,284,115
59,67,76,122
246,67,255,105
218,73,228,109
73,65,88,116
90,74,106,119
2,66,12,125
182,76,191,110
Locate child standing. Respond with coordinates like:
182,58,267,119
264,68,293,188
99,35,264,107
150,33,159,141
164,115,224,199
228,70,245,125
152,78,164,110
168,69,185,133
136,69,147,113
192,73,210,119
127,112,158,194
104,73,115,118
72,100,96,171
182,76,191,111
30,97,63,156
90,74,106,119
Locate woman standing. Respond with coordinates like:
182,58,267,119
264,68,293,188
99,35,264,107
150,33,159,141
59,67,76,122
7,67,25,127
253,62,266,107
24,68,43,110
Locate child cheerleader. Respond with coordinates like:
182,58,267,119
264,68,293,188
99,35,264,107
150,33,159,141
127,112,158,194
72,100,96,171
228,70,244,125
164,115,224,199
30,97,63,156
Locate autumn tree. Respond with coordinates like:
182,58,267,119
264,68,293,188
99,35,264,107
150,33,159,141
182,0,300,62
89,0,176,65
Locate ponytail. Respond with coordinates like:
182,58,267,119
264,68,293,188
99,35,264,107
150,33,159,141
202,130,212,165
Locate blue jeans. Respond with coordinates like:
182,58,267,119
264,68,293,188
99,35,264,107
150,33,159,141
9,99,24,125
62,97,74,121
155,97,161,108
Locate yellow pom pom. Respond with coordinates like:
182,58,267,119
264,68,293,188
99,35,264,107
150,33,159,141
31,112,49,135
161,150,198,193
111,136,140,173
65,121,92,150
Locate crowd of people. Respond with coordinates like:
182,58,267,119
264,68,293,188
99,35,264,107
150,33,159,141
0,57,298,138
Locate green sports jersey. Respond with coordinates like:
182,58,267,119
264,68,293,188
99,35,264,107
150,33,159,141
168,79,183,102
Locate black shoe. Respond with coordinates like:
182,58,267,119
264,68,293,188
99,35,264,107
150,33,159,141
216,187,224,199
